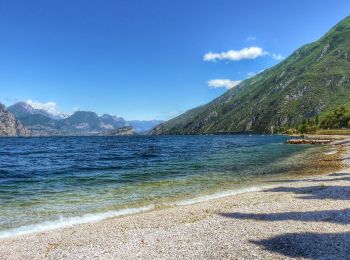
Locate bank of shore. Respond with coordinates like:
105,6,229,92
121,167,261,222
1,137,350,259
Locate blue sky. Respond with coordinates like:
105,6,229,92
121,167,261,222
1,0,350,120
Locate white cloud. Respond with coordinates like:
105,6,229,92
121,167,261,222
204,47,267,62
207,79,242,90
246,36,256,41
27,100,62,116
203,47,284,62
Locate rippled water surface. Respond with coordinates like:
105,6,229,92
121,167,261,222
0,135,321,236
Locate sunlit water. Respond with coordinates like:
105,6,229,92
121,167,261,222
0,135,324,237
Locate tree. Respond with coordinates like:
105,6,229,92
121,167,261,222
298,124,308,133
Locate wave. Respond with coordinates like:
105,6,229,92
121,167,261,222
324,150,337,155
168,185,269,206
0,184,272,239
0,204,155,239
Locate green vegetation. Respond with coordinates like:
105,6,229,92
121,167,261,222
284,105,350,134
153,16,350,135
319,106,350,129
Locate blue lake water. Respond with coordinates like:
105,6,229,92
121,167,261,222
0,135,324,237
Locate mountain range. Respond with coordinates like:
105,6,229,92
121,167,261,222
1,102,163,136
152,16,350,134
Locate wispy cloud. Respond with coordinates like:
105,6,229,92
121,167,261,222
27,100,65,116
27,100,58,114
207,79,242,90
204,47,267,62
270,53,285,61
246,36,256,41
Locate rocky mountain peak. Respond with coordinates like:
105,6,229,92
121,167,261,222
0,103,30,136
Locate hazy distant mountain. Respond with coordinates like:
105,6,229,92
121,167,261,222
128,120,164,133
100,114,129,129
153,16,350,134
55,111,128,135
8,102,59,135
8,102,66,120
6,101,162,136
59,111,101,131
96,126,135,136
0,103,29,136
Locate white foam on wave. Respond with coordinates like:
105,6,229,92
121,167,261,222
0,204,155,239
0,185,272,239
166,185,269,206
324,150,337,155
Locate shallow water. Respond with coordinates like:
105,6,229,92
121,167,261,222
0,135,323,237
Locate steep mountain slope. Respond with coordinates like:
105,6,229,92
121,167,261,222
0,103,29,136
153,16,350,134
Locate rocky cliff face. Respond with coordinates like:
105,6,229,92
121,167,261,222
0,103,30,136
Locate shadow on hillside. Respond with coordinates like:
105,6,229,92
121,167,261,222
251,232,350,259
220,208,350,225
264,185,350,200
